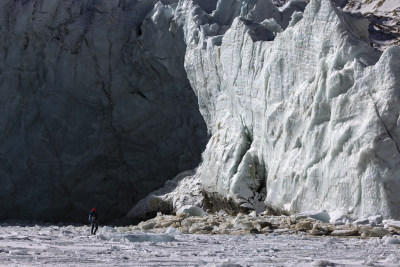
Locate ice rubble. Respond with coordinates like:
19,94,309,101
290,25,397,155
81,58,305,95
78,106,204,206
127,170,206,220
99,232,176,243
130,0,400,220
177,205,207,217
92,223,177,242
132,210,400,240
295,211,330,223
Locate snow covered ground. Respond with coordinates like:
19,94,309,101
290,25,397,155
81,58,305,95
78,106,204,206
1,223,400,266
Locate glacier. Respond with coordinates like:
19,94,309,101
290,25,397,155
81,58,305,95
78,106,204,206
0,0,400,223
0,0,207,222
130,0,400,221
185,0,400,219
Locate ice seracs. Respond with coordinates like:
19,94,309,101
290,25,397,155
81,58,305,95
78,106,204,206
130,0,400,221
181,0,400,219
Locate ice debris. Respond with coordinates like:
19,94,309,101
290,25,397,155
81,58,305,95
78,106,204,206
295,211,330,223
99,233,175,243
383,236,400,245
177,205,207,217
132,211,400,239
165,227,181,235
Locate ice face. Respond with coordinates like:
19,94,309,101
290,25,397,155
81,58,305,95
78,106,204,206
2,0,400,223
173,0,400,219
0,0,207,222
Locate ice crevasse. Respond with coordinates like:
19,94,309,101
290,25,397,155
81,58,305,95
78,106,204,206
131,0,400,220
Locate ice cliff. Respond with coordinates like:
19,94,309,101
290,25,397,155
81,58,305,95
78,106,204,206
0,0,207,222
1,0,400,222
130,0,400,220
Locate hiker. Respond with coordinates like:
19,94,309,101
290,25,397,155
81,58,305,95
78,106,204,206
89,208,99,235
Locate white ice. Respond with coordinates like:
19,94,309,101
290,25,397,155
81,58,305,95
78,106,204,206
1,223,400,266
168,0,400,220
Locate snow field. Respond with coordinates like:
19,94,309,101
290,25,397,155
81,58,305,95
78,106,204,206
0,216,400,266
0,223,400,266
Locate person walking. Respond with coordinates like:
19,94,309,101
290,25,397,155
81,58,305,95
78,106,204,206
89,208,99,235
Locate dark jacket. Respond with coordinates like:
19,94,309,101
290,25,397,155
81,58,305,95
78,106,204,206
89,211,98,223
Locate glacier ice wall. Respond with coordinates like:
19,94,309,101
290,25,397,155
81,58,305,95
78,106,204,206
0,0,207,222
170,0,400,219
2,0,400,222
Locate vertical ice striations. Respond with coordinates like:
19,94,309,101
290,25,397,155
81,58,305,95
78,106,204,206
177,0,400,219
2,0,400,222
